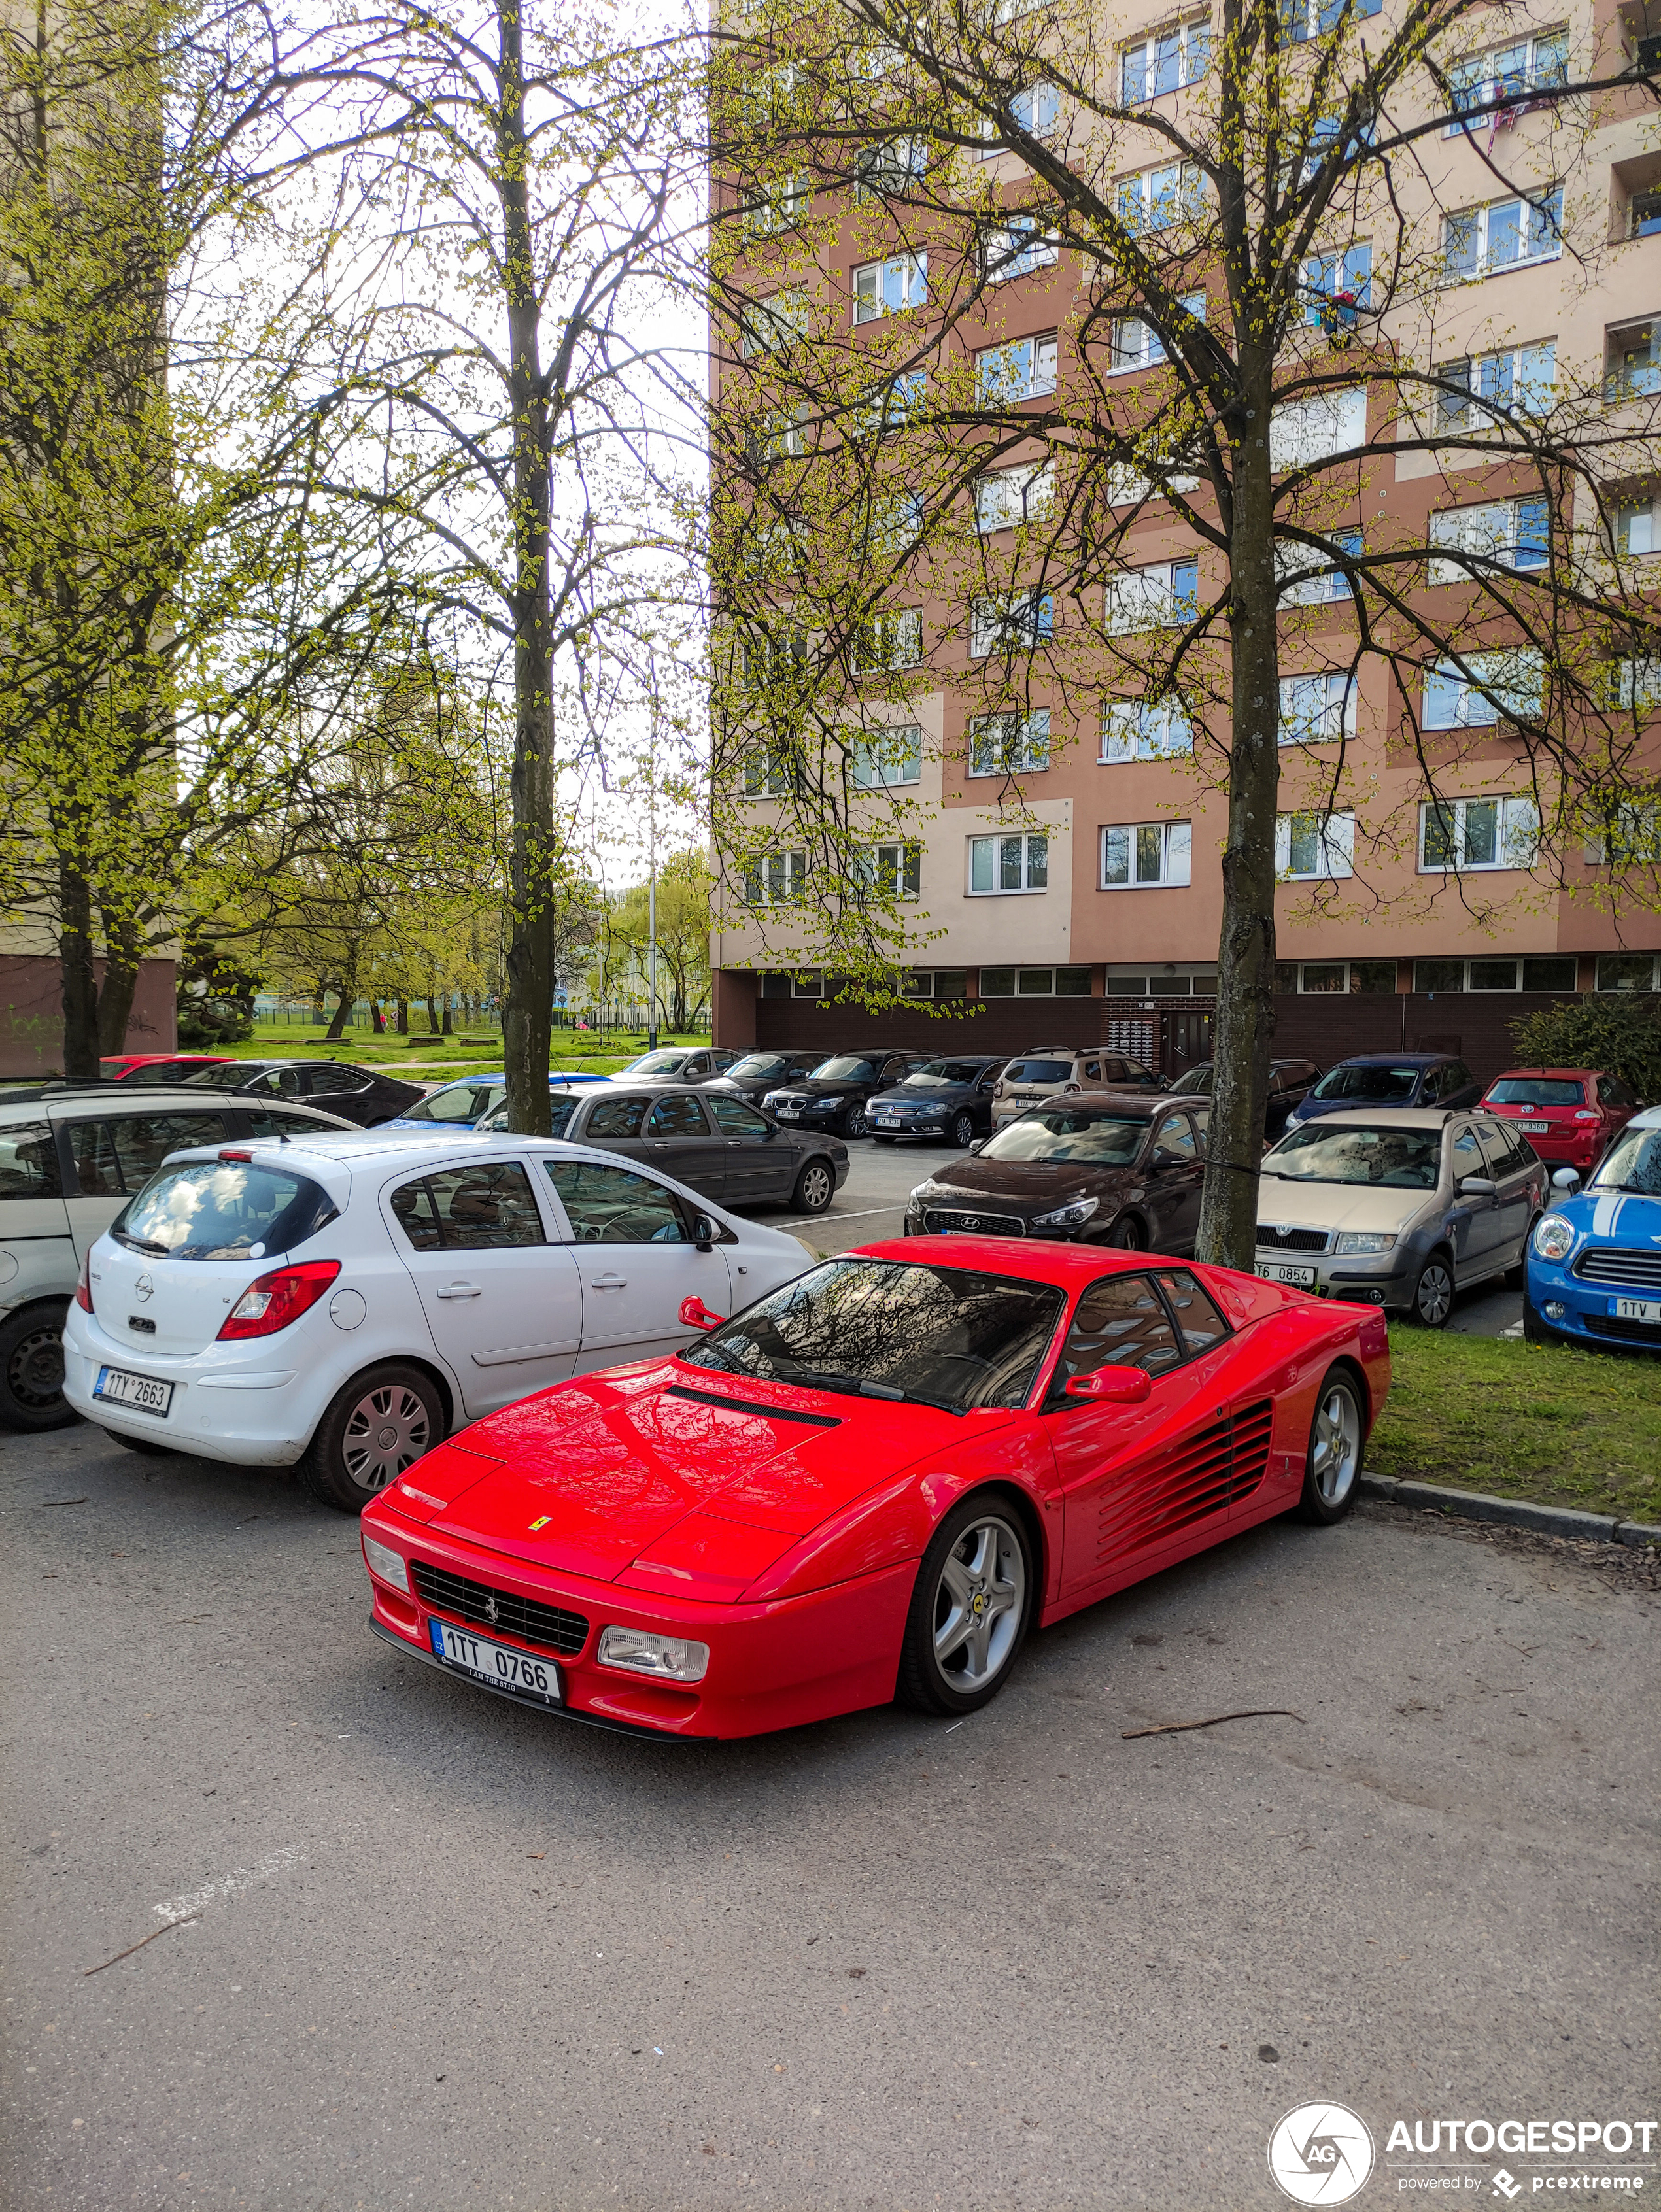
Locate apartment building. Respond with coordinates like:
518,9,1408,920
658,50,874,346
710,0,1661,1081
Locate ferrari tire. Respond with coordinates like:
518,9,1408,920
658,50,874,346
841,1104,868,1140
790,1157,836,1215
896,1495,1035,1717
299,1362,444,1514
1108,1216,1146,1251
1408,1249,1454,1328
105,1426,171,1456
950,1111,976,1149
0,1304,77,1432
1293,1367,1365,1525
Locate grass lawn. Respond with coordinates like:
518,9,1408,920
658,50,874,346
1370,1324,1661,1525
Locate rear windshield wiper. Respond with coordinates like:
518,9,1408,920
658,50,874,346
116,1234,169,1256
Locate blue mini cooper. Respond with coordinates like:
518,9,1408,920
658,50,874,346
1525,1104,1661,1352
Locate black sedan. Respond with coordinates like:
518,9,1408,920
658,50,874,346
763,1050,931,1140
904,1096,1210,1253
483,1081,848,1214
180,1057,425,1126
1167,1057,1322,1142
709,1049,830,1108
867,1055,1008,1148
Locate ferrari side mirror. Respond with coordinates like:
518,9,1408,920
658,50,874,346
678,1295,725,1330
1065,1367,1152,1405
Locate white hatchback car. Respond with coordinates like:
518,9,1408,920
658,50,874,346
61,1131,816,1512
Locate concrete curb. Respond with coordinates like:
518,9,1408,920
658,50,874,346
1361,1472,1661,1551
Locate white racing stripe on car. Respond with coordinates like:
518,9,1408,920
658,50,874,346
1592,1192,1626,1239
154,1846,305,1925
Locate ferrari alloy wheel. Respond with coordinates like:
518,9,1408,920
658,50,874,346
1409,1251,1454,1328
950,1111,976,1149
1294,1368,1364,1524
897,1497,1034,1716
0,1304,76,1432
791,1158,835,1214
842,1104,868,1140
300,1363,443,1514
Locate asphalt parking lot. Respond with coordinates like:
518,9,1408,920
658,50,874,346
5,1410,1654,2212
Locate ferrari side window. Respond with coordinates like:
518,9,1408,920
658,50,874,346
1048,1274,1181,1403
1154,1270,1229,1355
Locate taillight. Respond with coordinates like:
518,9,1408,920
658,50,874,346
75,1248,94,1313
217,1259,341,1340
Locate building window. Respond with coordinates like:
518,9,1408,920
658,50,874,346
742,851,808,904
1106,963,1216,995
1102,700,1193,761
1596,952,1660,991
852,608,921,674
1280,0,1380,44
1275,811,1355,880
737,288,809,357
854,139,929,197
1428,497,1549,581
1447,29,1568,131
969,591,1054,656
974,332,1059,404
1436,343,1556,428
980,217,1060,284
1278,672,1357,745
1109,291,1207,371
761,969,821,998
1269,387,1367,469
1607,318,1661,402
901,968,968,998
851,726,922,787
1419,795,1540,872
742,173,811,234
1120,16,1210,101
1277,959,1397,993
1102,820,1192,888
980,82,1060,153
974,462,1054,532
1104,558,1199,634
1115,160,1203,233
869,492,925,556
1302,245,1371,325
1583,800,1661,866
1413,955,1579,993
857,842,921,900
1613,497,1659,558
1609,658,1661,711
1422,651,1544,729
968,709,1050,775
852,369,927,438
969,832,1048,893
980,965,1093,996
853,252,927,324
1276,528,1361,604
1443,188,1562,279
742,751,795,797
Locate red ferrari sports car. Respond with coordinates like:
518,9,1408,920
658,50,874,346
360,1238,1390,1740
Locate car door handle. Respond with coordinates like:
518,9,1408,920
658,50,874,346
590,1272,628,1290
435,1282,481,1300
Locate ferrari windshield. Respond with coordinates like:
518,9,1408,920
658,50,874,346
980,1109,1149,1165
1590,1123,1661,1195
1308,1063,1422,1102
685,1258,1065,1412
1264,1124,1442,1189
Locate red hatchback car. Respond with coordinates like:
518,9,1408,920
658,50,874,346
99,1053,233,1083
1479,1066,1641,1172
360,1238,1390,1741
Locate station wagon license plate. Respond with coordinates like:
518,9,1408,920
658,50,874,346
1255,1261,1317,1287
1613,1296,1661,1325
93,1365,173,1418
1520,1121,1550,1134
429,1619,562,1703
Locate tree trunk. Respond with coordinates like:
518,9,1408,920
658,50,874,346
370,1000,386,1034
95,906,143,1058
396,997,409,1034
1197,358,1280,1273
325,995,351,1042
57,849,100,1080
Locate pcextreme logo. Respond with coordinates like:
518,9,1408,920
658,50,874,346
1269,2103,1377,2205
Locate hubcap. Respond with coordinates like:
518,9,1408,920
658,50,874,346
847,1108,866,1138
933,1516,1025,1693
341,1383,431,1493
1417,1265,1452,1325
802,1164,830,1208
1310,1385,1361,1506
9,1324,65,1409
953,1115,974,1147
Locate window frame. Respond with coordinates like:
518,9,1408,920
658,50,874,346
1102,699,1194,762
1278,671,1358,746
974,332,1059,404
1275,810,1356,881
1100,819,1193,890
968,590,1055,658
740,848,808,905
1442,188,1563,281
968,831,1050,894
1416,794,1541,874
851,251,928,324
1119,15,1211,103
968,708,1051,777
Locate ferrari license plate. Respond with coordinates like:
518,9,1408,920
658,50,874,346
1613,1296,1661,1325
429,1619,562,1703
1256,1261,1317,1287
1520,1121,1550,1134
93,1365,173,1417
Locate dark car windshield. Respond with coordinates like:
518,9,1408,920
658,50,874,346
687,1257,1064,1412
981,1108,1150,1165
1487,1077,1584,1107
899,1061,987,1091
1309,1063,1422,1102
1590,1123,1661,1195
727,1053,791,1081
113,1159,338,1260
405,1081,501,1125
811,1057,878,1081
1265,1123,1442,1189
182,1063,265,1090
626,1050,687,1075
1003,1059,1072,1084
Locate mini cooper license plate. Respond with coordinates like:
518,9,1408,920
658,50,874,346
1613,1296,1661,1325
429,1618,562,1703
1520,1121,1550,1134
93,1365,174,1417
1255,1261,1317,1287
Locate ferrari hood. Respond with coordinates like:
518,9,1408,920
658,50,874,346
415,1363,964,1595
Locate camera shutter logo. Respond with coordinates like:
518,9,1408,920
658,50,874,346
1267,2102,1375,2205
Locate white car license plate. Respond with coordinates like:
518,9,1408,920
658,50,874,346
429,1618,562,1702
93,1365,174,1417
1613,1296,1661,1325
875,1114,901,1126
774,1106,799,1120
1256,1261,1317,1287
1520,1121,1550,1134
